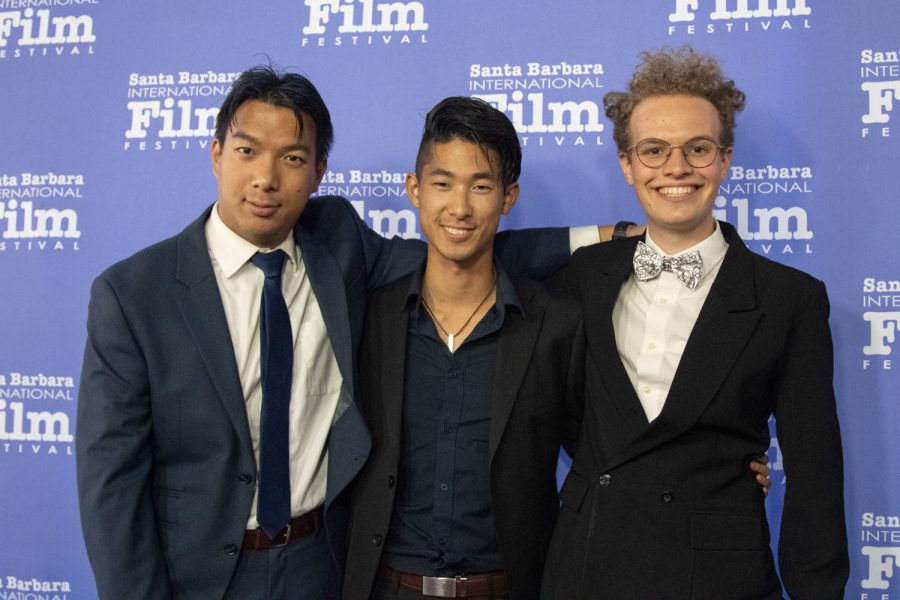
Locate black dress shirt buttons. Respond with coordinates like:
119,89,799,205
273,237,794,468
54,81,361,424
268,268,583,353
388,475,395,488
372,534,383,547
661,491,674,503
599,473,612,487
238,473,253,485
224,543,238,556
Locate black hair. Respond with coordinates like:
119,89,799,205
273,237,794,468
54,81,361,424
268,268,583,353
214,65,334,162
415,96,521,187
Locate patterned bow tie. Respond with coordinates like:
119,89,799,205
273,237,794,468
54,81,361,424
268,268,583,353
632,241,703,290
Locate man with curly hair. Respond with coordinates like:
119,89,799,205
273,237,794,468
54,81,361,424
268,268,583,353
541,47,848,599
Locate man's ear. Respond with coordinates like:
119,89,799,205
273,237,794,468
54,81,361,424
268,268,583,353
405,173,421,209
314,159,327,187
501,182,520,215
618,151,635,186
211,139,222,177
718,146,733,180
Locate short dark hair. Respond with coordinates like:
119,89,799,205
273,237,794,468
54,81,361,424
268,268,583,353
215,65,334,162
604,46,746,151
415,96,521,188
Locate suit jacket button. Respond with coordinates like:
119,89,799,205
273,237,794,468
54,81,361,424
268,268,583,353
239,473,253,485
388,475,395,488
224,543,238,556
372,534,383,547
599,473,612,487
661,491,674,503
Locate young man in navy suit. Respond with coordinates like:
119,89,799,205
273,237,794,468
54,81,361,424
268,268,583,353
542,47,848,600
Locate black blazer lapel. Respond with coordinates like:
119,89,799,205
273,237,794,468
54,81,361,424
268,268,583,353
582,239,652,458
607,223,761,467
372,280,412,463
173,208,252,453
488,284,543,465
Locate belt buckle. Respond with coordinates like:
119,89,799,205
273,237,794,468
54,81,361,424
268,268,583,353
272,523,292,548
422,575,465,598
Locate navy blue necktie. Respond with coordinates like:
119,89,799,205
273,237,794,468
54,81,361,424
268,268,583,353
250,250,292,539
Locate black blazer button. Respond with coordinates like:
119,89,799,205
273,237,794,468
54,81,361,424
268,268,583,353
372,534,383,547
661,491,674,503
388,475,395,488
238,473,253,485
599,474,612,487
224,543,239,556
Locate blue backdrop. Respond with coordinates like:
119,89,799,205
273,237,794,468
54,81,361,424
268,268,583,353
1,1,898,597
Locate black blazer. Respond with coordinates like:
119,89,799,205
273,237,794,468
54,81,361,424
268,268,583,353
541,222,848,600
343,272,583,600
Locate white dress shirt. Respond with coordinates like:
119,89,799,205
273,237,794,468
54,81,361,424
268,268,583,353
612,223,728,422
205,204,343,529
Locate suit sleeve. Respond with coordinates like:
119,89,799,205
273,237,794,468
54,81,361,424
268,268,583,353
773,280,849,599
76,275,172,600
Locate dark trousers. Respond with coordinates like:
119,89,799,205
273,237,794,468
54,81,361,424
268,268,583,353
224,528,342,600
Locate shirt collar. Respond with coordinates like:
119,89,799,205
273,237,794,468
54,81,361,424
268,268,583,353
404,258,523,319
205,202,299,278
645,220,728,281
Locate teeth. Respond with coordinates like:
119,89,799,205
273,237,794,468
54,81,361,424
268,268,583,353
444,226,470,235
658,186,696,198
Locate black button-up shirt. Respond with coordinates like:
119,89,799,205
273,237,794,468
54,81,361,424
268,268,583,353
381,261,523,576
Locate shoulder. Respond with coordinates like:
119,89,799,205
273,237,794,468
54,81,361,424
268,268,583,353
298,195,361,230
742,245,827,304
513,276,581,327
94,209,209,294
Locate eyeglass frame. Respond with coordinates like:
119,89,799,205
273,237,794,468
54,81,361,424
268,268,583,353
624,137,728,169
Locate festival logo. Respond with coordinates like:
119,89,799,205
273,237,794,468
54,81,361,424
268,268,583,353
713,163,814,257
123,69,239,152
862,276,900,372
317,167,420,239
859,511,900,595
0,371,75,458
468,60,606,150
0,171,83,252
666,0,812,37
0,575,73,598
0,0,97,60
860,48,899,140
300,0,429,48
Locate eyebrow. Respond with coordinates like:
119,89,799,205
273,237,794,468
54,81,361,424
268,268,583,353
229,131,313,153
427,167,497,181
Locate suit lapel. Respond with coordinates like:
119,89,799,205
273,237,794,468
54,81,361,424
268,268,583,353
295,226,354,394
488,283,543,465
606,223,761,468
174,208,252,452
583,239,653,458
376,279,413,464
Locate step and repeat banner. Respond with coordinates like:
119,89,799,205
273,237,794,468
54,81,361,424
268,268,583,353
1,1,898,597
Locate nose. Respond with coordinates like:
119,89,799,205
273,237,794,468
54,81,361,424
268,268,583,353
662,147,693,177
447,188,473,218
253,158,280,191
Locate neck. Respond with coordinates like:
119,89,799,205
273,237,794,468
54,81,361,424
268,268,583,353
648,218,716,255
423,250,495,305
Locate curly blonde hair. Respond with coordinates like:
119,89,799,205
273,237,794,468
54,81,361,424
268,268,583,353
604,46,746,152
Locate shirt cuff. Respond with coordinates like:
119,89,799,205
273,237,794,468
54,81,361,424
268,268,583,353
569,226,601,254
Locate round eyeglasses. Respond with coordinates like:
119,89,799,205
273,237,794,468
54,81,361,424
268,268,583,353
626,137,726,169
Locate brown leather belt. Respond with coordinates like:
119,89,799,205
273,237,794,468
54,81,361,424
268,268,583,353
377,564,508,598
242,507,324,550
